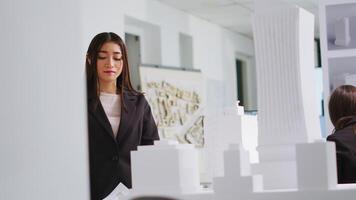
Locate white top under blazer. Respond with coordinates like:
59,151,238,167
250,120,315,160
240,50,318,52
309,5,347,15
99,92,121,138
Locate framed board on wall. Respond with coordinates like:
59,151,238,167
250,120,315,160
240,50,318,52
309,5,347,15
139,65,205,147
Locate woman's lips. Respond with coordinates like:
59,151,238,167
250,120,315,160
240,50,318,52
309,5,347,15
104,70,116,74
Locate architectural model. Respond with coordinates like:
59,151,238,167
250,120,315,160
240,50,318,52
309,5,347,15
120,1,356,200
140,66,205,147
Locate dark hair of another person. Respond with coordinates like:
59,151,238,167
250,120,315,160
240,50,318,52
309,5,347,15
328,85,356,132
86,32,140,111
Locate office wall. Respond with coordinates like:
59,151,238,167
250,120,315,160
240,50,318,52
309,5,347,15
81,0,255,110
0,0,90,199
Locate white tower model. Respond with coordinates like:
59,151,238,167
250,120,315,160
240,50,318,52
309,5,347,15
252,2,322,189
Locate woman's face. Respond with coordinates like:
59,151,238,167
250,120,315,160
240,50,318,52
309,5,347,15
96,42,123,85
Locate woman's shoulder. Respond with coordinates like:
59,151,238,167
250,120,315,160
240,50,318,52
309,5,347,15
123,89,145,98
327,127,356,150
123,89,149,105
327,128,355,140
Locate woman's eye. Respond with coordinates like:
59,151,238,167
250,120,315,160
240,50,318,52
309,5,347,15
97,56,106,59
114,58,122,61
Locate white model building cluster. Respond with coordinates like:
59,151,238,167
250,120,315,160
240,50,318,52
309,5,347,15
125,141,356,200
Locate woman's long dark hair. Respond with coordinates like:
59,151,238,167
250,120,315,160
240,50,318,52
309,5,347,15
328,85,356,132
86,32,140,112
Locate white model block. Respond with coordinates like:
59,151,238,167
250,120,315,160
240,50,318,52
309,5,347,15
241,115,259,163
204,113,244,178
213,144,263,200
296,141,337,190
334,17,351,47
218,115,244,145
252,3,321,189
203,115,221,181
223,103,244,116
204,108,258,181
252,159,297,190
131,139,200,196
236,100,245,115
223,144,251,176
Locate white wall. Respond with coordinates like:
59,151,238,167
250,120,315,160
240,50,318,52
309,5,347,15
0,0,90,199
81,0,255,110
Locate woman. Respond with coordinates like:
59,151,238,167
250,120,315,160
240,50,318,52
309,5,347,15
86,32,159,199
327,85,356,183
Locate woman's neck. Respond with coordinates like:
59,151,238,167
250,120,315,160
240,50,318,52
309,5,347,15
99,82,117,94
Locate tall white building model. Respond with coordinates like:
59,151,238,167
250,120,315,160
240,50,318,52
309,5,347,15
252,2,322,189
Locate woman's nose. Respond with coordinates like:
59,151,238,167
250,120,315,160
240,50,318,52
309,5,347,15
106,57,114,67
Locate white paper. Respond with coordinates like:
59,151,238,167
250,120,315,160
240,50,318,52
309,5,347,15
102,183,130,200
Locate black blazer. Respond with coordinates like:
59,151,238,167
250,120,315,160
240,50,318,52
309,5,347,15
87,90,159,200
327,117,356,184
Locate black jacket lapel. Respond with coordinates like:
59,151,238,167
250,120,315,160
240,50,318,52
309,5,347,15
116,91,137,142
88,97,115,140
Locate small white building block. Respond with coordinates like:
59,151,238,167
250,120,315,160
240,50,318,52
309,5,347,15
213,144,263,200
130,139,201,196
296,141,338,190
204,107,258,182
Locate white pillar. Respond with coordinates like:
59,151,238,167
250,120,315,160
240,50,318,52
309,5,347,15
0,0,89,199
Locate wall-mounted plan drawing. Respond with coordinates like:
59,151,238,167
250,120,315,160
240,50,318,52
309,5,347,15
139,66,205,147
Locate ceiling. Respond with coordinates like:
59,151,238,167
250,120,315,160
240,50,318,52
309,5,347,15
157,0,319,38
